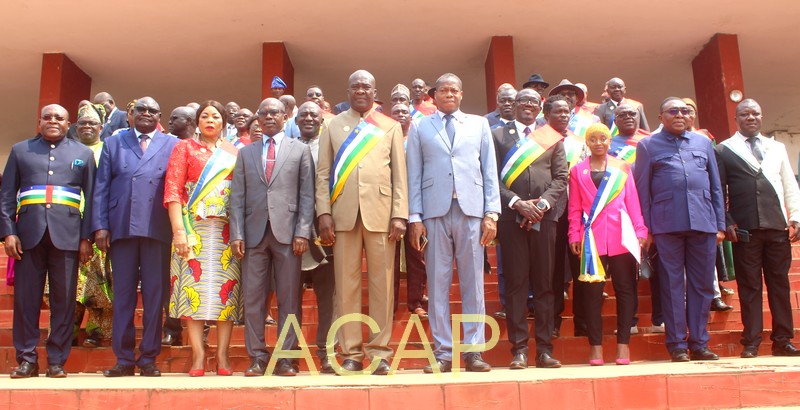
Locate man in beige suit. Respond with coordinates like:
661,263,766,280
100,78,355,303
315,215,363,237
316,70,408,375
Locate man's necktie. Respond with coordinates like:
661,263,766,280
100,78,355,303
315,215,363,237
523,126,531,137
265,137,276,182
139,135,149,153
444,114,456,145
747,136,764,163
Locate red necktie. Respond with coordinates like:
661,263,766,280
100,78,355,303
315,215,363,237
139,135,149,153
265,137,275,182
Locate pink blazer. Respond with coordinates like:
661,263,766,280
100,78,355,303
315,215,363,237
568,156,648,257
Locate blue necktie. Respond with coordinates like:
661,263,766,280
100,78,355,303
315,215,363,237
444,114,456,145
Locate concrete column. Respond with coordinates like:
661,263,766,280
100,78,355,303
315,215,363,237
262,42,294,100
691,33,745,142
484,36,515,113
38,53,92,125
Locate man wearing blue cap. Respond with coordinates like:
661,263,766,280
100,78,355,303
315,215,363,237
272,76,288,98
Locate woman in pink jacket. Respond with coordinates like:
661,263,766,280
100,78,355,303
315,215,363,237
568,124,648,365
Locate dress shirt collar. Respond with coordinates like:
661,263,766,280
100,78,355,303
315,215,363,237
107,107,118,123
736,131,763,142
134,128,156,140
436,110,464,122
513,120,536,137
610,98,625,108
263,131,285,148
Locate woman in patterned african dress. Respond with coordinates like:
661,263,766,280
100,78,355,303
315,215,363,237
164,100,242,376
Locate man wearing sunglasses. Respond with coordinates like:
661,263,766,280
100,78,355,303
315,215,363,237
92,97,179,377
633,97,725,363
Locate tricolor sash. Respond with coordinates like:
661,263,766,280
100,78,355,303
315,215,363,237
329,112,394,204
18,185,81,210
610,130,649,164
182,144,238,260
500,126,562,187
410,106,425,120
568,108,596,138
579,158,630,283
563,130,585,169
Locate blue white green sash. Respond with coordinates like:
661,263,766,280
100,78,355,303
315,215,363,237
563,130,585,169
569,108,595,137
500,126,562,187
410,106,425,120
182,145,237,259
579,158,630,283
18,185,81,210
329,111,394,204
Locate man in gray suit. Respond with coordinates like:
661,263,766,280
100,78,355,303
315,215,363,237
230,98,315,377
407,73,502,373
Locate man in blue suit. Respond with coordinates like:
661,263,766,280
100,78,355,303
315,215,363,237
92,96,178,376
94,92,129,141
407,73,501,373
634,97,725,362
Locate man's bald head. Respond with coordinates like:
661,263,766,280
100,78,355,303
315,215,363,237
39,104,70,141
348,70,377,113
93,92,116,113
279,95,297,114
606,77,626,103
257,98,287,137
296,101,323,140
169,106,197,139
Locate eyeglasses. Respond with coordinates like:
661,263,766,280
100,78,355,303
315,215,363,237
516,98,540,106
258,109,285,117
615,111,637,119
437,87,461,95
307,92,323,97
662,108,691,116
41,114,66,121
135,107,160,115
77,120,100,126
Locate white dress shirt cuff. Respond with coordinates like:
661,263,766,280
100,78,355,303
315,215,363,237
509,196,521,209
409,214,422,223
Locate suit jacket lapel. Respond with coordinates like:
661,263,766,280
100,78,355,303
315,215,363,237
122,131,143,159
269,138,293,187
138,132,168,167
578,161,599,199
249,142,267,186
431,114,452,151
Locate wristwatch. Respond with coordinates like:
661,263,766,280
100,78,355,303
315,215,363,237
485,212,499,222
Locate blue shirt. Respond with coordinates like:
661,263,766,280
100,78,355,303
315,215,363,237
633,130,725,235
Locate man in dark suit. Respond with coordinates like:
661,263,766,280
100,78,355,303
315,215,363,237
92,97,178,377
493,90,568,369
230,98,315,377
1,104,95,378
484,84,516,128
634,97,725,362
94,92,129,140
716,99,800,358
593,78,650,132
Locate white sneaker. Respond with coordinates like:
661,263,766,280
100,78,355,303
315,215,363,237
650,324,665,333
614,326,639,335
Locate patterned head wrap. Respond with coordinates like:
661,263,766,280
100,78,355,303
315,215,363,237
78,103,107,124
271,76,287,89
391,84,411,99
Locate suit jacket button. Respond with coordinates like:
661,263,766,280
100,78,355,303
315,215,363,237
132,177,137,181
48,170,53,175
49,156,55,161
46,204,51,209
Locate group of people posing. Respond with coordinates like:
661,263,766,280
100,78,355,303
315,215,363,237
2,69,798,379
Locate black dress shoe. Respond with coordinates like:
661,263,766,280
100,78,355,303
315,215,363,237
552,329,560,339
10,361,39,378
510,353,528,369
710,297,733,312
103,364,135,377
336,359,363,375
83,334,101,348
670,348,690,362
245,359,268,376
741,346,759,358
690,348,719,361
535,353,562,368
423,359,452,373
465,354,491,372
372,359,391,375
46,364,67,378
772,343,800,356
139,363,162,377
161,334,182,346
274,359,298,377
319,357,335,374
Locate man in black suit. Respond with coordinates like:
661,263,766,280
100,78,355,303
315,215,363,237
1,104,96,378
484,84,516,128
593,78,650,131
94,92,128,140
492,89,568,369
716,99,800,358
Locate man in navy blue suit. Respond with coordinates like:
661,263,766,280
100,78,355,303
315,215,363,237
634,97,726,362
92,96,178,377
94,92,129,141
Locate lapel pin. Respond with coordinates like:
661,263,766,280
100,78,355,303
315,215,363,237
343,126,351,132
583,169,588,174
509,129,516,135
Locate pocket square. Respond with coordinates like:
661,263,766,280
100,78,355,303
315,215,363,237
71,159,85,169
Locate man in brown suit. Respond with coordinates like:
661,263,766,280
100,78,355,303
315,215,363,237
316,69,408,375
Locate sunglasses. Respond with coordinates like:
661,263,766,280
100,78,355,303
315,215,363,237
616,111,637,118
41,114,66,121
77,120,100,126
135,107,160,115
307,92,322,97
662,108,691,116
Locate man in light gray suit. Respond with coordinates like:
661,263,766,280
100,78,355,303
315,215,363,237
407,73,502,373
230,98,315,377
